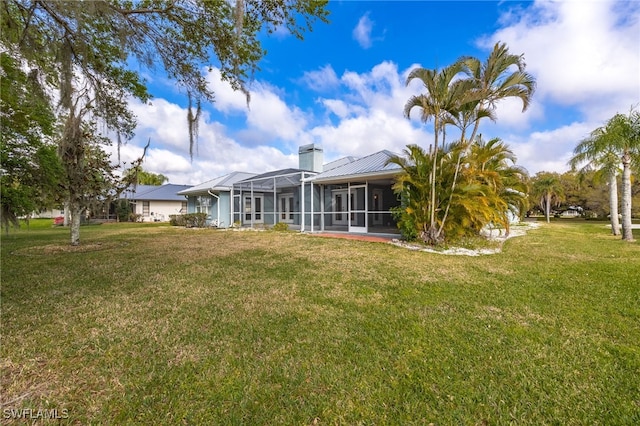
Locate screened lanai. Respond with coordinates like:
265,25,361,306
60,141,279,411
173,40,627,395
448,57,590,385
231,168,321,230
230,150,404,236
304,150,403,235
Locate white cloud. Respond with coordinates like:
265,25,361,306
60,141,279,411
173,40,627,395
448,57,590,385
503,121,595,174
311,62,433,160
353,13,374,49
321,99,366,119
128,98,190,152
112,87,304,184
245,82,308,142
301,65,340,92
482,0,640,123
204,67,248,114
205,67,309,144
116,0,640,188
311,111,426,160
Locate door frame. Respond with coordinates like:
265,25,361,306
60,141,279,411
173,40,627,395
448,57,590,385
331,189,348,226
348,183,367,233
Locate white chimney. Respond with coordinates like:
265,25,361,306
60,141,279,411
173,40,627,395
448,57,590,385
298,144,323,172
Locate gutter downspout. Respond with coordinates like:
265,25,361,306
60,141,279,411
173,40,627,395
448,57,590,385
207,189,220,227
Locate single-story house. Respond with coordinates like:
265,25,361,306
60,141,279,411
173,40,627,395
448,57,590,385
183,144,404,235
122,184,192,222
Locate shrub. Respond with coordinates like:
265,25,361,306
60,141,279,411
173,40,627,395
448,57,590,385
169,214,185,226
272,222,289,232
116,200,132,222
185,213,208,228
391,205,418,241
169,214,207,227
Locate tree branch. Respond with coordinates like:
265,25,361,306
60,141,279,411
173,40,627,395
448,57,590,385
108,0,176,16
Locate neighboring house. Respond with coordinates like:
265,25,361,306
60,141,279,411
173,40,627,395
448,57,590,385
177,171,257,228
122,184,192,222
30,208,65,219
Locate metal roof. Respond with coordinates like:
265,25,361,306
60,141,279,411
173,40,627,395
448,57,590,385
125,184,192,201
238,168,310,181
234,168,316,191
310,150,402,183
323,156,358,171
177,172,257,195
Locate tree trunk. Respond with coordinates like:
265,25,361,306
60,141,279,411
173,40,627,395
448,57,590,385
429,117,440,231
69,202,81,246
545,194,551,223
608,170,620,236
421,224,444,245
620,155,634,241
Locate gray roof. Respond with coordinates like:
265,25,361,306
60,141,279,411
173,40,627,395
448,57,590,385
178,171,257,195
310,150,402,183
239,168,310,182
323,156,358,171
125,184,192,201
234,168,316,191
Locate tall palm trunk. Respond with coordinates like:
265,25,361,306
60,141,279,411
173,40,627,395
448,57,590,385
545,193,551,223
423,116,442,245
620,153,634,241
607,170,620,236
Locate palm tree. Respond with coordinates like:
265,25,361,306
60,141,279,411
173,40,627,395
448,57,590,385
607,111,640,241
442,43,536,235
403,63,467,244
388,145,435,242
472,138,528,219
451,137,528,236
401,43,535,244
571,109,640,241
532,172,565,223
460,42,537,145
569,126,622,235
389,137,528,241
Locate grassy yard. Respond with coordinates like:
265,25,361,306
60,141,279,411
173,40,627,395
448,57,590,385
1,220,639,424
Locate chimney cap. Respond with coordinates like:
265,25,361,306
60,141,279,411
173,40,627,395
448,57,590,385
298,143,323,154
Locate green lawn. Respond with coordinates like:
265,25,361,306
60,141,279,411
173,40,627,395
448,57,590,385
1,220,639,424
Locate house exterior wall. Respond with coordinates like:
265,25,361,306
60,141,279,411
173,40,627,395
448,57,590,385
185,193,235,228
136,200,185,222
31,208,65,219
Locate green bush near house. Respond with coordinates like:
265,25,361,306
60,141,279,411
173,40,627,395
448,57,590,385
115,200,132,222
271,222,289,232
169,213,208,228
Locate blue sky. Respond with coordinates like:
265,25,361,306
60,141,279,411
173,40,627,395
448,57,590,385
113,0,640,185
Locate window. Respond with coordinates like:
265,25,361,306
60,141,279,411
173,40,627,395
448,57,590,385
196,196,211,215
142,201,150,216
181,201,187,213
